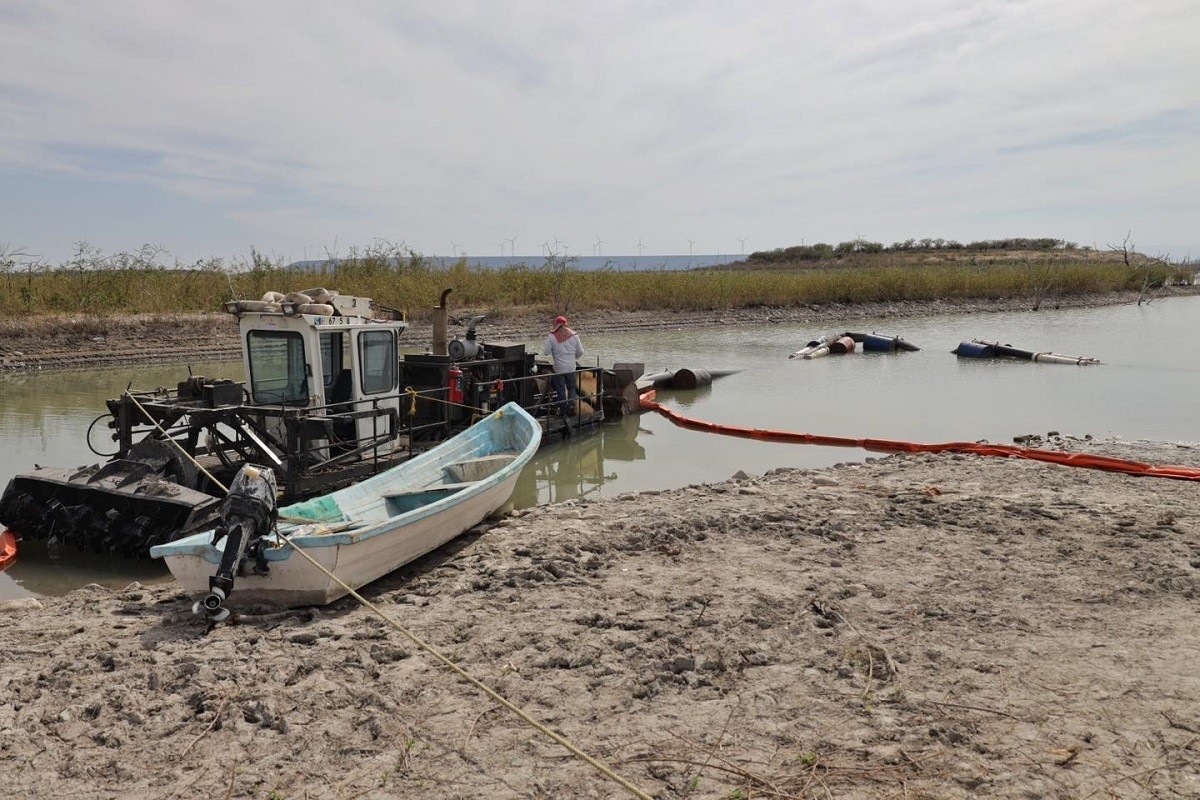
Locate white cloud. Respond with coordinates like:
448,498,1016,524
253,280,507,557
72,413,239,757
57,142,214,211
1,0,1197,261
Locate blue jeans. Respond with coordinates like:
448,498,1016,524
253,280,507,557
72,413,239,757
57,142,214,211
549,373,577,414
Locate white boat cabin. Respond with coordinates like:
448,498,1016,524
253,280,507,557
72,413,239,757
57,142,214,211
225,293,409,451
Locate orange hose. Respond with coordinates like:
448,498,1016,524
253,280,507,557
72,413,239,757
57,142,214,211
639,398,1200,482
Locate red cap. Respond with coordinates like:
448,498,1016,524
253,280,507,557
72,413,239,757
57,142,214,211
552,315,568,328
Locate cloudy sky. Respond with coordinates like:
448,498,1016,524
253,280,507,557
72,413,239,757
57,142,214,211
2,1,1197,265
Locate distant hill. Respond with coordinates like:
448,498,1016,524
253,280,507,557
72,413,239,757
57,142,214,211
734,238,1160,270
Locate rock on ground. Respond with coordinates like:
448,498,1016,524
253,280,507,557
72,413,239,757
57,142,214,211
1,439,1198,798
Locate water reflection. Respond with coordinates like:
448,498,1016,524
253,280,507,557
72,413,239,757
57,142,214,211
662,385,713,407
512,414,649,506
10,538,173,595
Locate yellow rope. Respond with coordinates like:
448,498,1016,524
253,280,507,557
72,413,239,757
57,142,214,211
132,389,643,795
275,530,653,800
403,386,420,417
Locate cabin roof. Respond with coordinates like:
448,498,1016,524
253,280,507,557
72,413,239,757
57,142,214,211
224,292,407,330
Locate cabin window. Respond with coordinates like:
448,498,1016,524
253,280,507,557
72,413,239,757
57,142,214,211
358,330,396,394
319,332,347,388
247,330,309,405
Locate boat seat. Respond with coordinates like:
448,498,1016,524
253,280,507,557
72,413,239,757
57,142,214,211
381,481,479,514
381,481,479,501
444,453,519,482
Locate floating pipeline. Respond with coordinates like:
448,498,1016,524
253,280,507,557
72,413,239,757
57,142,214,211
639,398,1200,482
954,339,1100,365
793,332,919,359
828,336,857,354
638,368,741,391
844,332,921,352
789,336,828,360
952,341,996,358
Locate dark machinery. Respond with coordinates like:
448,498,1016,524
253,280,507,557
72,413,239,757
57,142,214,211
402,315,539,430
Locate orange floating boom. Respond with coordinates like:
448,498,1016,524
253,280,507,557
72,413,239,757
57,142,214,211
0,528,17,571
639,398,1200,482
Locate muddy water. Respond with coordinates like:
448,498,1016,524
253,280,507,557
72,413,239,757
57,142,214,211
3,296,1198,595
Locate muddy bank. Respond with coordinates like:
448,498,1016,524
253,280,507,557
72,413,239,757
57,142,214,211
2,438,1197,798
1,288,1195,373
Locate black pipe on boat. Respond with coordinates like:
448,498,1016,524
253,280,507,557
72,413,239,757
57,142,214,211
671,368,711,390
641,368,741,390
640,371,676,388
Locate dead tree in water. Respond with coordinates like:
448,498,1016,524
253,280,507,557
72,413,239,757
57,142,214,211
1108,230,1165,306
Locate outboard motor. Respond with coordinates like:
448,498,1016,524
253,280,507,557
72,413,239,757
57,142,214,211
194,465,278,625
447,314,488,361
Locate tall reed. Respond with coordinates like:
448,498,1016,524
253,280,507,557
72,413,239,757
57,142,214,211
0,244,1189,322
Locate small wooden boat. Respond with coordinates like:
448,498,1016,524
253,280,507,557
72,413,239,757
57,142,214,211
0,528,16,571
151,402,541,612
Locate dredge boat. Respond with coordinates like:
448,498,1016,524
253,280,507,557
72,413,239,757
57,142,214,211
0,289,614,557
952,340,1100,365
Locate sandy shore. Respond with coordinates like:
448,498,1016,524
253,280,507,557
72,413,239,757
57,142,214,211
2,435,1198,799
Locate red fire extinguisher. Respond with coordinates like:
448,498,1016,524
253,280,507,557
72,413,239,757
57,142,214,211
448,365,463,404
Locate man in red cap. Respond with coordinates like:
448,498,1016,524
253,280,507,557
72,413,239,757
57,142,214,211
541,315,585,415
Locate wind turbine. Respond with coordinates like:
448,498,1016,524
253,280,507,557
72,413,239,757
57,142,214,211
552,235,566,255
450,241,460,258
507,236,518,257
636,237,645,257
595,236,604,257
496,241,506,256
737,236,749,255
540,240,551,256
688,239,696,257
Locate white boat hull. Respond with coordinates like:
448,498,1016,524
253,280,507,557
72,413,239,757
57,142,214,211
158,476,518,607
